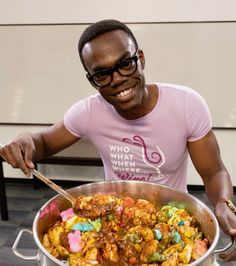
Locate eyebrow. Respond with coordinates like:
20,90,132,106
91,50,133,73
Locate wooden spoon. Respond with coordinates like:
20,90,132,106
32,168,76,206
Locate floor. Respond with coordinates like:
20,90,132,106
0,180,235,266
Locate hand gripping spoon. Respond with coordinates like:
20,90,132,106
0,142,76,206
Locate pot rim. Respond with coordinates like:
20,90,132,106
32,180,220,266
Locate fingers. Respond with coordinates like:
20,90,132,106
24,143,35,170
229,228,236,236
220,220,236,236
0,141,33,176
219,248,236,262
215,205,236,236
217,213,234,235
214,202,236,262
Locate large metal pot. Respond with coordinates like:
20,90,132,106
13,181,233,265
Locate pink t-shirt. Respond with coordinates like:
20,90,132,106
64,83,212,192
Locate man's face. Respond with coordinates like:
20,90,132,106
82,30,146,119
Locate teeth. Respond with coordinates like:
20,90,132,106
117,88,132,97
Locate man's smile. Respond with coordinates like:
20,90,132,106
113,88,132,97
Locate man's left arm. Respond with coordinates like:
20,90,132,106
188,129,236,238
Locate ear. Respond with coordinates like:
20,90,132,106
138,49,145,69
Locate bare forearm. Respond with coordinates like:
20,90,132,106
31,121,80,161
203,169,234,207
31,132,49,162
31,130,70,161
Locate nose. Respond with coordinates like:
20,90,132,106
110,70,126,87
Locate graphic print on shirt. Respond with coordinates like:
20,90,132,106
109,135,166,182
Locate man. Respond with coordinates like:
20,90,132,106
0,19,236,261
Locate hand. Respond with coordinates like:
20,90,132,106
0,133,35,176
215,200,236,261
215,201,236,236
219,247,236,262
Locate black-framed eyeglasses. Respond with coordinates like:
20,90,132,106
86,49,139,88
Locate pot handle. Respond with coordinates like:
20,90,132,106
12,229,39,261
213,236,235,254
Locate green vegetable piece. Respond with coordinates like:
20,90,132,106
168,207,179,217
171,230,181,244
129,232,142,243
107,214,114,221
167,202,187,209
154,228,162,240
148,252,166,262
88,218,101,232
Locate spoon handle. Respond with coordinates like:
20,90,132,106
32,169,76,206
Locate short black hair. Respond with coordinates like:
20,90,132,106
78,19,139,70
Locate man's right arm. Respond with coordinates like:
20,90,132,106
0,120,80,176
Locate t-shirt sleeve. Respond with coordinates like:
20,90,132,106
64,99,90,138
185,89,212,142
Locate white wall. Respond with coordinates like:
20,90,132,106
1,22,236,126
0,0,236,24
188,130,236,186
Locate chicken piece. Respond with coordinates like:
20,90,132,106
128,231,143,244
141,264,159,266
102,242,119,262
135,199,156,211
154,223,171,238
68,254,82,266
168,209,192,226
45,225,71,259
50,248,60,259
129,225,154,241
161,254,178,266
178,225,198,240
74,194,118,219
178,243,193,264
192,238,209,260
60,231,70,249
56,245,70,260
105,218,121,232
122,196,136,208
42,233,52,249
42,234,55,255
156,206,175,223
48,224,65,246
84,247,99,262
162,242,184,257
69,253,100,266
140,239,158,263
128,255,139,265
122,199,157,227
81,231,98,253
118,240,141,262
134,200,157,226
